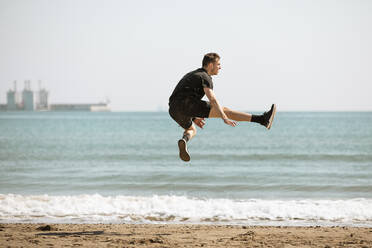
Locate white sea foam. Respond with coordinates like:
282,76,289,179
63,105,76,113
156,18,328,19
1,194,372,226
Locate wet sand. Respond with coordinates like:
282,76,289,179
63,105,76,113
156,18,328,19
1,223,372,247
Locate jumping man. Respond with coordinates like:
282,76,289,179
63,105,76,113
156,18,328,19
169,53,276,162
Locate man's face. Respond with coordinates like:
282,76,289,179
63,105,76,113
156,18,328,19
210,59,221,75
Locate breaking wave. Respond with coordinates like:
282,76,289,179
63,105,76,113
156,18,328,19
1,194,372,226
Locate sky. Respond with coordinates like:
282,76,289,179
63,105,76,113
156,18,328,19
0,0,371,111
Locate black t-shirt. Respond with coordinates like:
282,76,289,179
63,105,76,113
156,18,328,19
169,68,213,103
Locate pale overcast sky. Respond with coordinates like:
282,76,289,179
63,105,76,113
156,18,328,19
0,0,371,111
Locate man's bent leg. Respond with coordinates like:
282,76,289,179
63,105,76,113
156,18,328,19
182,124,197,142
178,124,197,162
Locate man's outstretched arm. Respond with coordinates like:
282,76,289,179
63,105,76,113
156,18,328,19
204,87,236,127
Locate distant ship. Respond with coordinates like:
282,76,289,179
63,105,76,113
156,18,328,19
50,102,110,112
1,80,111,112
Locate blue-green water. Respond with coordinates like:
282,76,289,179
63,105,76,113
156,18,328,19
0,111,372,225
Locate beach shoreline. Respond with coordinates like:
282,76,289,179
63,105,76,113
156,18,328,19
1,223,371,247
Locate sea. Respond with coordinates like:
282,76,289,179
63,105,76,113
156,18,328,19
0,111,372,227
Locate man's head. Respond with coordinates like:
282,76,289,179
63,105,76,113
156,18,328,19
202,53,221,76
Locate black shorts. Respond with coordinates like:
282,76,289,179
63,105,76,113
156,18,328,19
169,98,211,129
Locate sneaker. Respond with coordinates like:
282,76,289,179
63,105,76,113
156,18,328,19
262,104,276,129
178,139,190,162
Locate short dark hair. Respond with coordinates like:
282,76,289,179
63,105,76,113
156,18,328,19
202,53,220,67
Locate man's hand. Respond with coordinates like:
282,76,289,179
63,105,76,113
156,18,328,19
193,117,206,129
223,118,237,127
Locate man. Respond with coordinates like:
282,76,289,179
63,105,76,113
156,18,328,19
169,53,276,162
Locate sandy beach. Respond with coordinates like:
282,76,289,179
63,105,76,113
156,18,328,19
0,224,371,247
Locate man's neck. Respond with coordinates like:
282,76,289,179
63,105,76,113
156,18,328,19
202,67,212,76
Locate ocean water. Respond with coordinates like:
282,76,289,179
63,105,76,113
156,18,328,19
0,111,372,226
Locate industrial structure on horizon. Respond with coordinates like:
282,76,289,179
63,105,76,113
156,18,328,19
0,81,110,112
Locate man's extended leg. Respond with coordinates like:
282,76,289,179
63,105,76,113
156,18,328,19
209,106,252,121
178,124,197,162
209,104,276,129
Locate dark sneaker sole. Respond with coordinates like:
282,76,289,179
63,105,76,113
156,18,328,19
178,139,190,162
266,104,276,130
